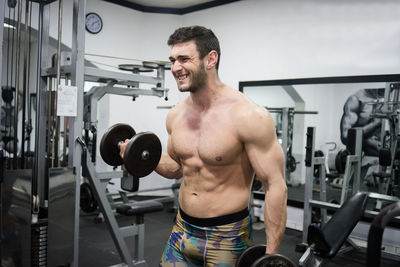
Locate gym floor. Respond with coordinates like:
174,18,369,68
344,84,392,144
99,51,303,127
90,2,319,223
78,198,399,267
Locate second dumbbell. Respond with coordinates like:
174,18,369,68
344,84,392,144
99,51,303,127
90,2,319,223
99,123,162,177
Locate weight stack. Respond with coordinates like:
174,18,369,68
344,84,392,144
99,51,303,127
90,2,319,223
31,221,48,266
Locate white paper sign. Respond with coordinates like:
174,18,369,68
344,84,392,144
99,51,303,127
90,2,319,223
57,85,78,117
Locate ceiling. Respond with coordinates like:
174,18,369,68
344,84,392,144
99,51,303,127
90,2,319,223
120,0,216,9
104,0,241,14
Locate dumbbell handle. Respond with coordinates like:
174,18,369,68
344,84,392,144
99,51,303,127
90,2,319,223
117,140,125,150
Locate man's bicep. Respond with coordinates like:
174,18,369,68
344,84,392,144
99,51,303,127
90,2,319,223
246,139,285,185
242,112,284,184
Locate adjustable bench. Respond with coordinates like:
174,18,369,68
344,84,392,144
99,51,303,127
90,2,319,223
299,192,368,266
78,138,164,267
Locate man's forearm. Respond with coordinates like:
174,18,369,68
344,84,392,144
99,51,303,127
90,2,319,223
263,181,287,254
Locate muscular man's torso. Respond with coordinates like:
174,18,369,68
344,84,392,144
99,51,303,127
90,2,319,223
169,90,254,218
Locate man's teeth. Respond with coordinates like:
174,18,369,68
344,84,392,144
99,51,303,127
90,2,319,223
178,75,187,81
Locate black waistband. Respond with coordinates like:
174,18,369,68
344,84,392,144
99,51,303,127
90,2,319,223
179,208,249,227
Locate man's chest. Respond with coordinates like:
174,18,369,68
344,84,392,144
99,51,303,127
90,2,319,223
170,115,242,165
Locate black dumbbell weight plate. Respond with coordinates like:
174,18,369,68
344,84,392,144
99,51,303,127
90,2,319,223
251,253,295,267
80,182,98,213
236,244,267,267
100,123,136,166
124,132,162,177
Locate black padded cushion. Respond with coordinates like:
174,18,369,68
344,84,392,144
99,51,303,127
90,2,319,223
373,172,392,179
308,192,368,258
116,200,163,216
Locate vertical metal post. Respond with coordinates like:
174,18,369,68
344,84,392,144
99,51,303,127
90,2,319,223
33,3,50,208
21,0,30,168
281,108,289,181
0,0,4,107
13,0,23,169
318,160,327,224
302,127,315,244
54,0,63,167
70,0,86,265
353,128,363,194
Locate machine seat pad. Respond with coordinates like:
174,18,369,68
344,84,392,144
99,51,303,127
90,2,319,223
116,200,163,216
308,192,368,258
372,172,392,179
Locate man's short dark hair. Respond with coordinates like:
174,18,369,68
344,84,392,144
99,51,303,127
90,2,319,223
168,25,221,70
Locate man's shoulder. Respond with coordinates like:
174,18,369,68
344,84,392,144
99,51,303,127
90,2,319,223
228,91,268,119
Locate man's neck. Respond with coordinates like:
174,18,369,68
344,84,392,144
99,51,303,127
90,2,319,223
189,77,225,109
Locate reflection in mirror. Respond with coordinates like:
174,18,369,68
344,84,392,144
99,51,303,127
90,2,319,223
240,75,400,206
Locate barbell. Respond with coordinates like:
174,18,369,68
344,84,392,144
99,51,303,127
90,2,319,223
99,123,162,178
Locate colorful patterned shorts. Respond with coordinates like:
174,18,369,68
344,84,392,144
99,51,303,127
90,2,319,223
159,208,253,267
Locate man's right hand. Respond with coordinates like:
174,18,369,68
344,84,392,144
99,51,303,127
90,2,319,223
119,139,130,159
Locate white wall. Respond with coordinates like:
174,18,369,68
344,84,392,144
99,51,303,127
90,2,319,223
4,0,399,189
82,0,400,189
184,0,400,84
84,0,185,192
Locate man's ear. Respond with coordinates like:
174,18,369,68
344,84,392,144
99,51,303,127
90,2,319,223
206,50,218,70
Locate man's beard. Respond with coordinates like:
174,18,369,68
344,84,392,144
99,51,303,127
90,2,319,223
178,62,207,93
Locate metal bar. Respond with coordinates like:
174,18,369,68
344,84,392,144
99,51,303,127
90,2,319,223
13,0,23,169
319,163,327,224
302,127,315,244
367,192,400,202
309,199,341,210
353,128,363,194
95,171,124,179
26,1,33,151
88,86,166,125
119,225,139,237
84,66,161,85
33,2,50,204
21,0,29,168
71,0,86,264
62,75,69,166
84,150,135,266
281,108,289,181
0,0,4,113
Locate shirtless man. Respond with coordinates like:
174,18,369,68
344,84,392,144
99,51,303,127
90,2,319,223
340,88,384,157
121,26,287,266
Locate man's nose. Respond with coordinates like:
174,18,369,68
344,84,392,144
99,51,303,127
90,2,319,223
171,61,182,73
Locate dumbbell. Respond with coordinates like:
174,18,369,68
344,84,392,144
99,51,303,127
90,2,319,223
99,123,162,177
236,244,295,267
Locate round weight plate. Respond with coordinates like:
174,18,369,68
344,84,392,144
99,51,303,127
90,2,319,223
251,253,296,267
118,64,153,73
123,132,162,177
143,60,172,70
286,155,297,173
236,244,267,267
335,149,350,174
80,183,98,213
100,123,136,166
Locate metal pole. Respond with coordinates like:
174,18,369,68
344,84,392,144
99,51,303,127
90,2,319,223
71,0,86,265
33,2,50,207
54,0,63,167
21,0,30,168
0,0,4,112
302,127,315,244
26,1,33,152
13,0,23,169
